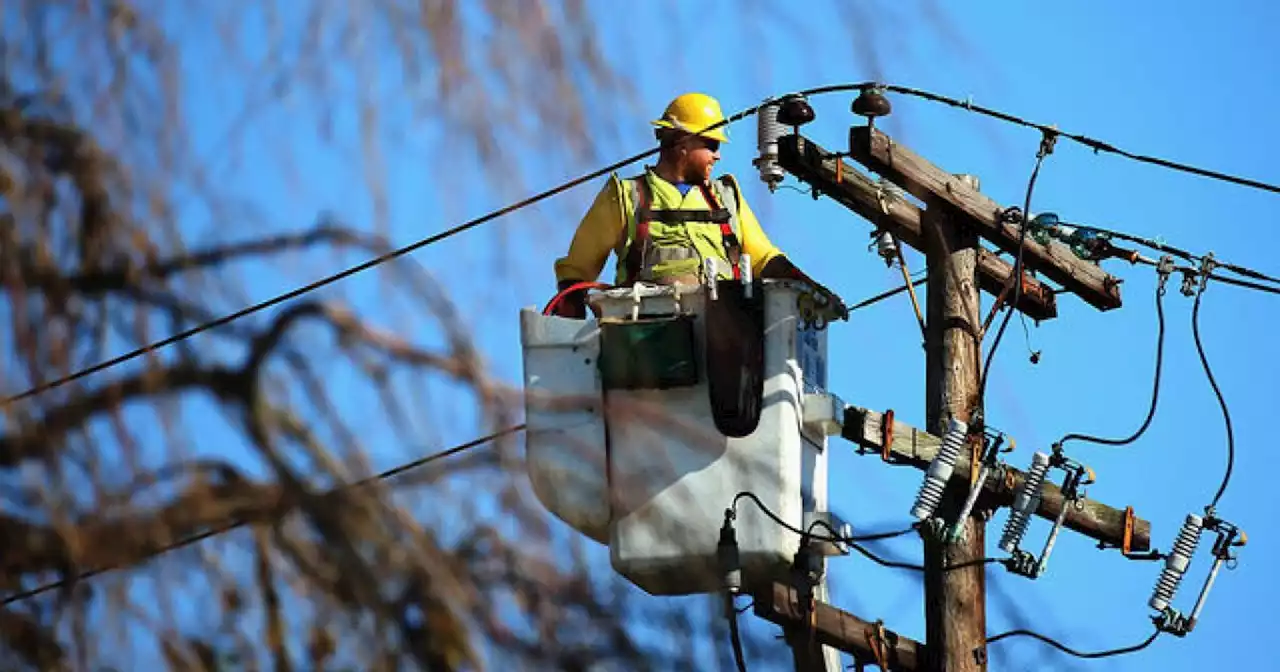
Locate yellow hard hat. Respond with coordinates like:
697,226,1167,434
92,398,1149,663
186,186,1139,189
651,92,729,143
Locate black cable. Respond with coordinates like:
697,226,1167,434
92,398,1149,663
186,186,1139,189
1,424,525,606
739,493,1001,573
847,540,926,572
1038,219,1280,289
1192,277,1235,509
881,83,1280,195
1134,255,1280,296
8,80,1277,406
1056,270,1167,449
1215,258,1280,287
846,276,929,314
2,134,680,405
726,594,750,672
847,526,919,543
1210,271,1280,295
978,146,1048,413
985,624,1160,660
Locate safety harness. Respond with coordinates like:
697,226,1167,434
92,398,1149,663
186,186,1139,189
622,173,744,284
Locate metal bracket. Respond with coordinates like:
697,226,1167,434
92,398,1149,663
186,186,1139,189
946,431,1012,543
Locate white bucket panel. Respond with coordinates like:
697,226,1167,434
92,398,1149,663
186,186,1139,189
518,309,611,544
599,281,828,596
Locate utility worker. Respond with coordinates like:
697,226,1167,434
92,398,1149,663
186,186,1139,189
551,92,846,319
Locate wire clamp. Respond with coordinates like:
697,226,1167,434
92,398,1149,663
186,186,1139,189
1155,254,1175,295
1037,126,1059,159
1197,251,1217,293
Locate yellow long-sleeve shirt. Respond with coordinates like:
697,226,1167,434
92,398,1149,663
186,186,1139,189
554,170,784,284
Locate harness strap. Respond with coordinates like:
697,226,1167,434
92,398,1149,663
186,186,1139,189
623,174,744,283
623,177,653,284
636,208,732,223
699,182,742,280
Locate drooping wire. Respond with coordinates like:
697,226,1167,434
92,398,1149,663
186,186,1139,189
1192,274,1235,509
8,81,1278,406
1055,266,1168,450
985,624,1161,660
1,133,679,406
735,492,1002,573
978,136,1051,413
1,424,526,606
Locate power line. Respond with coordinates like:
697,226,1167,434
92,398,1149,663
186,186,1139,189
1,424,525,606
733,492,1004,574
878,83,1280,195
1192,277,1236,510
978,136,1052,418
1055,266,1169,450
985,624,1161,660
0,135,672,406
845,275,928,314
7,81,1278,407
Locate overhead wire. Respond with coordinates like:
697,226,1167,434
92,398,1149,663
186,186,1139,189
1192,274,1236,510
3,81,1270,671
977,136,1051,415
1030,218,1280,291
1,424,526,606
1055,265,1169,450
1132,255,1280,296
877,83,1280,195
985,624,1161,660
1,130,674,405
5,81,1279,406
734,492,1004,573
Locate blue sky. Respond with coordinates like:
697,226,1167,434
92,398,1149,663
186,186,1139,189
35,1,1280,669
504,2,1276,670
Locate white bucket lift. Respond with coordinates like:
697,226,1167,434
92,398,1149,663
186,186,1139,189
519,278,847,596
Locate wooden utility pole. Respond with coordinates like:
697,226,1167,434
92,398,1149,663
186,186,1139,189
761,119,1155,671
922,174,986,671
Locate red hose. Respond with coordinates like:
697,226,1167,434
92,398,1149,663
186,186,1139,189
542,281,613,316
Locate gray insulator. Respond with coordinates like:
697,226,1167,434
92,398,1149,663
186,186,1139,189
1149,513,1205,612
998,452,1051,553
875,230,897,263
754,101,786,189
910,418,967,521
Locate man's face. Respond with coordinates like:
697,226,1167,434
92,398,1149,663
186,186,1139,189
680,135,721,183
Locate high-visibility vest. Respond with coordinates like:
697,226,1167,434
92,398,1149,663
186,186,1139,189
617,170,744,285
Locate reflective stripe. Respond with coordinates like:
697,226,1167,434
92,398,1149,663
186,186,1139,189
647,247,699,263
